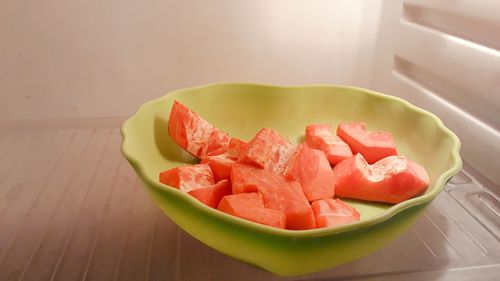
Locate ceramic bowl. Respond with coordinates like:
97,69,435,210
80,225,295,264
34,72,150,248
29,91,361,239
121,83,461,276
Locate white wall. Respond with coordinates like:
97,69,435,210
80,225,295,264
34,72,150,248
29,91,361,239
0,0,381,120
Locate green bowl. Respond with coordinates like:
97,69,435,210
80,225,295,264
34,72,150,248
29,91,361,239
121,83,462,276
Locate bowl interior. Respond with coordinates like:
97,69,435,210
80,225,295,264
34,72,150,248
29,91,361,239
122,83,461,226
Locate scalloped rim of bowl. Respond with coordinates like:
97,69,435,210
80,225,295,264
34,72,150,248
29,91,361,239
121,82,462,237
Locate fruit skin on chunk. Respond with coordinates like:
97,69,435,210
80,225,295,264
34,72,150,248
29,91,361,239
337,122,397,164
201,138,248,182
231,163,316,230
283,144,335,202
311,198,361,228
168,100,230,158
159,163,215,192
238,128,296,174
305,124,353,165
188,179,232,208
217,193,286,229
332,154,430,204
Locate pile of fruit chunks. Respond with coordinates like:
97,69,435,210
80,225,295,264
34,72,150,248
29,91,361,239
160,101,430,230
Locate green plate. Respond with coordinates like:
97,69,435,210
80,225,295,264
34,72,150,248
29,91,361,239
121,83,462,276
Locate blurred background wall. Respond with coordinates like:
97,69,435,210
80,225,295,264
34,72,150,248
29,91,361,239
0,0,382,120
